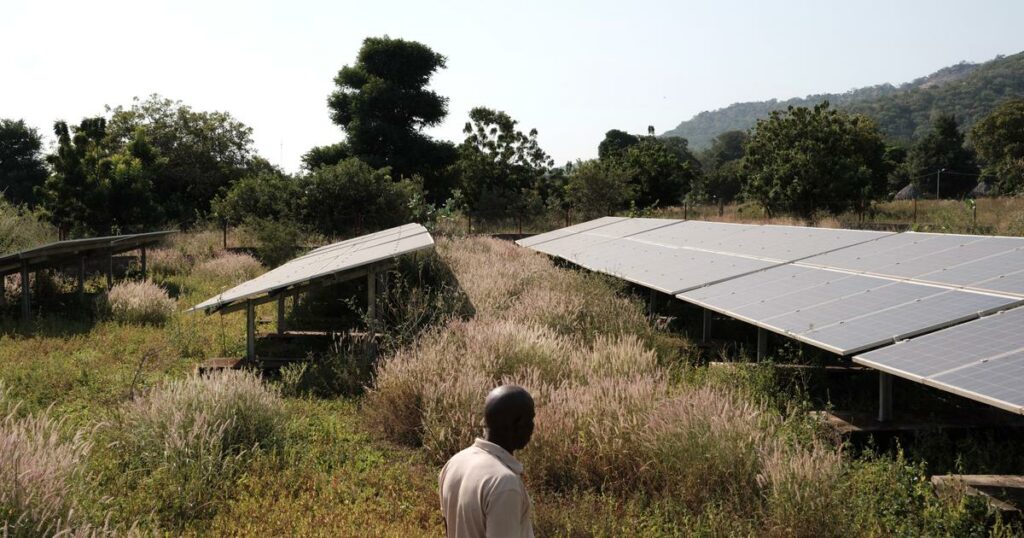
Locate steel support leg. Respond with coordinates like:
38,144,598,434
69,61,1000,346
702,309,712,343
78,257,86,299
106,252,114,290
246,301,256,361
757,328,768,361
140,247,147,280
20,262,30,321
878,372,893,422
367,270,377,327
276,295,286,335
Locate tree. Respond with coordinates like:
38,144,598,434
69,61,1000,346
301,142,351,172
39,118,162,236
0,119,48,207
105,95,258,224
907,114,978,198
618,138,695,208
743,102,889,220
325,36,456,199
597,129,639,160
453,107,553,222
298,158,422,236
212,168,302,226
565,159,634,218
971,99,1024,194
693,130,748,204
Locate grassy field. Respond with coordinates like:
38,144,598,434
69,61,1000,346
1,230,1022,536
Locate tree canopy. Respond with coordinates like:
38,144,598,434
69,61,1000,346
322,36,456,200
743,103,889,219
907,114,978,198
0,119,48,207
971,98,1024,194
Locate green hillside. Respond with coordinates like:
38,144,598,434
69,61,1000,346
664,52,1024,149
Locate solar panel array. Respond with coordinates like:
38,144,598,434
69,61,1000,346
193,223,433,313
856,308,1024,414
518,217,1024,413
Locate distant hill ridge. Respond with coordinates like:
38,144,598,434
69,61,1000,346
663,51,1024,149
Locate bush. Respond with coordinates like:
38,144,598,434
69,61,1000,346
194,252,263,282
0,386,93,536
237,218,302,268
146,247,190,276
110,370,287,526
171,230,223,264
103,280,177,325
0,195,56,256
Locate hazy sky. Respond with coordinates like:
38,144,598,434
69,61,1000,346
3,0,1023,173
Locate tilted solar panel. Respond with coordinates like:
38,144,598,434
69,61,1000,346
192,223,433,313
855,307,1024,414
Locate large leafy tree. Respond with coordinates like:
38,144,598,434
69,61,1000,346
0,119,49,207
320,36,456,199
907,114,978,198
40,118,162,237
565,159,635,218
597,129,640,160
105,95,258,224
298,158,421,236
743,102,889,219
453,107,553,220
694,130,748,204
212,168,302,227
617,138,696,208
971,99,1024,194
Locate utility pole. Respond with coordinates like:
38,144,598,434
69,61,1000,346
936,168,945,199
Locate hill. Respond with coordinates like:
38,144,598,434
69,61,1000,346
664,51,1024,149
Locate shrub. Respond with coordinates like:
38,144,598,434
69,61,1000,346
111,370,287,526
238,218,301,268
0,386,93,536
194,252,263,282
146,248,190,276
103,280,176,325
0,195,56,256
171,230,223,264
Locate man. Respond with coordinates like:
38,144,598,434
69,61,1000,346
439,385,535,538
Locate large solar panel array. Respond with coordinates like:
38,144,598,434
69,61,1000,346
518,217,1024,412
192,223,433,313
856,308,1024,414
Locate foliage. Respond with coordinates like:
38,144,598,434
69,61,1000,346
0,194,56,255
194,252,264,282
971,98,1024,194
102,280,177,325
907,114,979,198
107,370,287,528
0,386,95,537
212,169,302,226
665,52,1024,149
597,129,640,160
694,130,748,203
105,94,259,225
238,218,303,268
618,137,698,207
299,158,422,237
300,141,351,172
324,36,456,200
743,102,889,219
0,118,48,207
565,159,635,218
453,107,554,221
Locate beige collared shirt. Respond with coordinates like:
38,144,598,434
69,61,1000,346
439,438,534,538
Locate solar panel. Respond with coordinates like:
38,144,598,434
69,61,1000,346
856,307,1024,414
192,223,433,313
516,217,627,247
680,264,1018,355
800,232,1024,297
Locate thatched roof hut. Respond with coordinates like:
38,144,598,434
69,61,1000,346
894,183,921,201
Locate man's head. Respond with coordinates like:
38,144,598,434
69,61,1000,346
483,385,535,453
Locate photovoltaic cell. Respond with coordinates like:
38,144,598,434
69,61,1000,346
516,217,626,247
856,307,1024,414
192,223,433,313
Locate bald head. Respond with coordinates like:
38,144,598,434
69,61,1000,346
483,385,535,453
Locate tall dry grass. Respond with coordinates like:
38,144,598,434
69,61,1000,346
366,237,845,531
0,386,94,536
110,369,287,526
194,252,263,282
103,280,177,325
146,248,190,276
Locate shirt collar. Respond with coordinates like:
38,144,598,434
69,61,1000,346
473,438,524,475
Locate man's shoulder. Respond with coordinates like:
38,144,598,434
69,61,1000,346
443,445,519,480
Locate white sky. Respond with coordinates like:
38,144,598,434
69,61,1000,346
3,0,1023,173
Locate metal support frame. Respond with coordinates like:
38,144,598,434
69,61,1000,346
757,328,768,360
648,288,656,316
276,295,286,335
246,300,256,361
0,275,6,309
702,308,712,343
106,251,114,290
367,270,377,326
140,246,147,280
20,261,30,321
878,372,893,422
